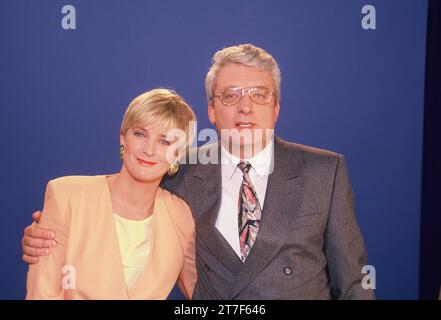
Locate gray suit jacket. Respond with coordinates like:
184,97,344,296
161,136,375,299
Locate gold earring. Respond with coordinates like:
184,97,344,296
119,145,125,160
167,162,179,176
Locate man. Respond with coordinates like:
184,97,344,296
22,44,375,299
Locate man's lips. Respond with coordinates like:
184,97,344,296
136,158,158,167
235,122,256,129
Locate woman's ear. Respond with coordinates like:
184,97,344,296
173,145,184,163
120,130,125,146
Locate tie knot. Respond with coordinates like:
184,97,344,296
238,161,251,174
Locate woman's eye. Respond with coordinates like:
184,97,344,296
160,139,171,146
134,131,145,137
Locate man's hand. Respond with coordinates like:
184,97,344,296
22,211,57,264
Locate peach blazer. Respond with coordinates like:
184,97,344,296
26,175,197,299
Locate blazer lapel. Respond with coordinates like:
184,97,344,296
128,191,183,299
99,176,130,299
190,143,243,275
229,137,306,298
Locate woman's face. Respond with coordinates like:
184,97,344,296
120,124,179,183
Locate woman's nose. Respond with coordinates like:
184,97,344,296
143,139,156,156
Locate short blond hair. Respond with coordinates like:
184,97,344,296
120,88,196,149
205,44,281,102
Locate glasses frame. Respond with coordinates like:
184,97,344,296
212,87,275,106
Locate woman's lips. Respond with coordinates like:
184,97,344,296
136,158,158,167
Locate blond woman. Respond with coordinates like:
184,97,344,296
26,89,197,299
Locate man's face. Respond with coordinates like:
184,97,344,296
208,63,280,154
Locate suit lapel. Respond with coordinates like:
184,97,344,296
229,137,306,298
190,143,243,274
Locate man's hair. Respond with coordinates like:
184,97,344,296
205,44,281,102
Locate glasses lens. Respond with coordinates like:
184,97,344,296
219,87,273,105
221,88,241,105
250,87,271,104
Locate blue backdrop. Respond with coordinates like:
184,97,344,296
0,0,428,299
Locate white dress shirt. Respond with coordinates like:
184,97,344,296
215,141,274,258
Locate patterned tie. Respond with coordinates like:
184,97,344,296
237,161,262,262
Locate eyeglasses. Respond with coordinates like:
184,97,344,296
212,87,275,106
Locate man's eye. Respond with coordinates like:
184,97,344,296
253,90,268,98
225,92,239,99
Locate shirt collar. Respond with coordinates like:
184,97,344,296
221,139,274,180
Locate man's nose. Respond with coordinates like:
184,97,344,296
238,91,253,114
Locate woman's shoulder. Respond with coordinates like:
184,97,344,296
158,187,194,224
47,175,107,195
41,176,109,222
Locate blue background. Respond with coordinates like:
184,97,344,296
0,0,428,299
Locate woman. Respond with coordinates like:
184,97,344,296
26,88,197,299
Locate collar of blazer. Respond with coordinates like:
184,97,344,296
191,136,301,180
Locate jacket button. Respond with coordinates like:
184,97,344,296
284,267,292,276
204,263,210,272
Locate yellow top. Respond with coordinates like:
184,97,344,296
114,213,153,289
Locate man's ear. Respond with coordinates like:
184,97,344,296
208,103,216,125
274,102,280,123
